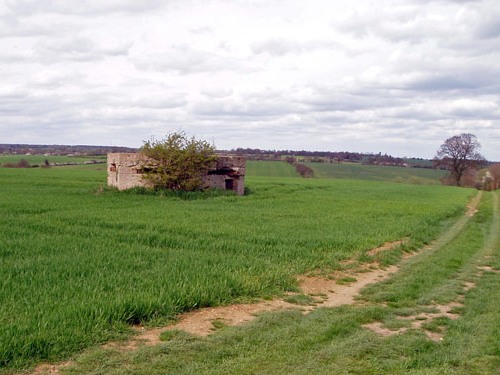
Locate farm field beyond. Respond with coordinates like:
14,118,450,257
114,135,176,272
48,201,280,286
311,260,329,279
0,166,474,371
307,161,446,184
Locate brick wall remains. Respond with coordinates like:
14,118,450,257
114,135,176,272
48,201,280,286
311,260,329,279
107,153,245,195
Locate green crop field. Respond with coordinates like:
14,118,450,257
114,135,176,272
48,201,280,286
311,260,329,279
246,160,298,177
1,165,495,373
308,162,446,184
0,155,106,167
244,160,445,184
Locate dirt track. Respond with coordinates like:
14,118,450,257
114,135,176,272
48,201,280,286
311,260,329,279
99,239,416,349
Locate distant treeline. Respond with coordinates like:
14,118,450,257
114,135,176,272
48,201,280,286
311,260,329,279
1,158,106,168
1,144,437,169
225,148,364,161
222,148,435,169
0,144,137,156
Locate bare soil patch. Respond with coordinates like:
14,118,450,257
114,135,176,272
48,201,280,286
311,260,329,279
366,240,406,257
363,302,464,342
31,361,71,375
466,192,482,217
477,265,499,273
362,322,407,337
462,281,476,292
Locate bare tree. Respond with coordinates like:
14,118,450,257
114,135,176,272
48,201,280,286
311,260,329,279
434,133,485,186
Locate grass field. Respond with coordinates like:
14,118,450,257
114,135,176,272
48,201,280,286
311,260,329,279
246,160,298,177
0,155,106,166
308,162,446,184
0,165,477,372
245,160,445,184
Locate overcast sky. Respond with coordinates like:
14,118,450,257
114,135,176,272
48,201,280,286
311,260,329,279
1,0,499,159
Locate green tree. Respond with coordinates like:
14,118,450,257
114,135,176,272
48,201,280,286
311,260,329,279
140,131,218,191
434,133,485,186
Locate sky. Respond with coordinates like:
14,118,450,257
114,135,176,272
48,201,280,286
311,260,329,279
1,0,499,160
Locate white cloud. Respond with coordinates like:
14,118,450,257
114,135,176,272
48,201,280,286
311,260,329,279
2,0,168,16
130,44,241,74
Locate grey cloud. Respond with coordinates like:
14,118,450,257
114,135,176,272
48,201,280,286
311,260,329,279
446,107,500,119
131,45,240,74
381,105,447,122
408,0,481,3
443,101,500,120
0,48,34,64
35,36,130,63
251,39,339,56
131,96,188,110
3,0,168,16
193,92,294,118
193,101,293,118
298,86,404,113
0,90,63,117
0,14,74,38
474,12,500,39
418,0,482,3
401,64,500,93
333,1,500,75
27,72,87,90
189,26,214,35
333,3,476,46
1,87,171,123
201,88,233,98
404,74,480,91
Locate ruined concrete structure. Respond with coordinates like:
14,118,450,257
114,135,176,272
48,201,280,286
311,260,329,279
107,153,246,195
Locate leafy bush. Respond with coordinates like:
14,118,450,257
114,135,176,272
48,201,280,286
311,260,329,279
140,131,218,191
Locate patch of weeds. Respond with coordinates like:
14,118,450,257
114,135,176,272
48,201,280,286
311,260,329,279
114,186,237,200
357,254,374,264
336,276,357,285
93,185,119,195
383,318,412,331
310,293,327,300
421,317,452,333
233,296,262,304
357,268,372,273
394,308,419,317
377,249,404,267
159,330,184,342
211,319,228,331
283,294,317,306
418,306,441,314
331,262,348,271
448,305,465,315
64,344,134,375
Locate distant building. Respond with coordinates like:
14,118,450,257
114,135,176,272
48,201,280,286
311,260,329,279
107,153,246,195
